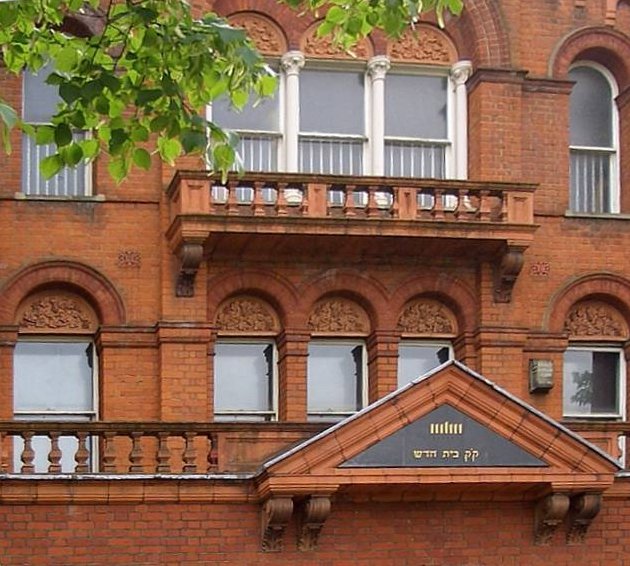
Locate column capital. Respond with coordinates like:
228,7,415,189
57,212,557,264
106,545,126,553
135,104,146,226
281,50,305,76
451,60,473,87
367,55,391,80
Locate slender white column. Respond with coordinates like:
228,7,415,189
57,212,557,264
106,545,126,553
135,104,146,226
451,60,473,180
280,51,305,172
367,55,390,176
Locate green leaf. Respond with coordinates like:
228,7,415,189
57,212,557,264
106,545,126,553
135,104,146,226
132,148,152,170
40,154,64,179
56,46,78,72
62,142,83,166
54,123,73,147
80,138,99,160
108,157,129,185
231,89,248,110
136,89,162,106
325,6,346,23
0,102,18,130
59,82,81,104
35,125,55,145
157,137,182,165
131,126,150,142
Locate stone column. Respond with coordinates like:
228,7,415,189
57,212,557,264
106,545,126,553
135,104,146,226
281,51,305,172
451,60,473,180
367,55,391,176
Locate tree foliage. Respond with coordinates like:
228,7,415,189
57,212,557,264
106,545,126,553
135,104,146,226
0,0,462,182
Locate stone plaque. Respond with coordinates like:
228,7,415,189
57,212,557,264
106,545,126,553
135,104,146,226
340,405,547,468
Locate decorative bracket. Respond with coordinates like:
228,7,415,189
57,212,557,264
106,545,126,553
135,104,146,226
567,493,601,544
175,243,203,297
261,497,294,552
534,493,570,545
297,496,331,551
493,246,525,303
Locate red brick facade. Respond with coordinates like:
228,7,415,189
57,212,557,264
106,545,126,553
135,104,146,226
1,0,630,563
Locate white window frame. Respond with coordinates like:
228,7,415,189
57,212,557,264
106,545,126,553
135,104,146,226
307,339,367,421
568,61,620,214
562,344,626,419
21,70,93,197
397,340,453,388
13,337,99,472
213,339,278,422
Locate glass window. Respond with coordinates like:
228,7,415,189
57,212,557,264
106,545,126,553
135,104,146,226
13,340,96,473
568,64,618,214
563,348,624,417
22,68,89,197
299,69,365,175
397,342,451,388
214,341,275,421
307,341,365,421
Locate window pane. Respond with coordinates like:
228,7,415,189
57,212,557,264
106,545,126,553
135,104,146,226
214,342,273,418
398,344,451,388
563,349,620,416
212,91,279,132
385,74,447,139
300,70,364,135
23,67,59,123
14,342,94,412
569,148,611,214
307,343,364,417
569,66,613,148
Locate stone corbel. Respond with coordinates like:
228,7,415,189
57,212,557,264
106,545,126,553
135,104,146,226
493,246,525,303
261,497,294,552
534,493,570,545
175,243,203,297
567,493,601,544
297,496,331,551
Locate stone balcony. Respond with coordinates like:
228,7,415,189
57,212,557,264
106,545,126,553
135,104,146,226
165,171,538,300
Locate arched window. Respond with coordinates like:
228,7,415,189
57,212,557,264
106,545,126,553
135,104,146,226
569,63,619,214
13,290,98,472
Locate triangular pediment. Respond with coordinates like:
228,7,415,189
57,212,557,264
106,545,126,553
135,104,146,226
256,362,619,500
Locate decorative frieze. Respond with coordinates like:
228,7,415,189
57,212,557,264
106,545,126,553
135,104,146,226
300,23,371,59
308,298,369,333
17,292,96,333
388,24,456,64
397,298,457,336
116,250,142,268
229,13,286,55
216,297,279,333
565,300,627,339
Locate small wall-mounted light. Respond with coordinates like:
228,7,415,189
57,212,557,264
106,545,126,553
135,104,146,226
529,359,554,393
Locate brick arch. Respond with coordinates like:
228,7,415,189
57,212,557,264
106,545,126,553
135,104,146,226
549,26,630,89
389,273,477,334
226,11,288,55
206,269,299,328
0,261,125,326
298,270,390,330
545,272,630,333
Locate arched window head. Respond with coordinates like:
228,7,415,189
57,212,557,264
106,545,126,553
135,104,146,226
569,62,619,214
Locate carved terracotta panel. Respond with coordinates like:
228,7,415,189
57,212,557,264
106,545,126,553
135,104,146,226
564,300,628,340
300,22,372,59
397,298,457,337
388,24,456,65
229,13,287,55
17,291,97,333
308,297,370,334
216,296,280,334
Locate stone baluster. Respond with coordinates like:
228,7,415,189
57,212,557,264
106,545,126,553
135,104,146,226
433,189,445,219
367,186,379,218
478,189,491,221
182,432,197,472
207,434,218,471
47,431,62,473
253,181,265,216
156,432,171,473
0,432,6,472
128,432,144,473
276,183,288,216
102,431,117,473
20,431,35,474
226,180,239,215
75,432,90,473
344,185,356,217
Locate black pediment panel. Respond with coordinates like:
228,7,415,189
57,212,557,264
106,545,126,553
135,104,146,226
340,404,547,468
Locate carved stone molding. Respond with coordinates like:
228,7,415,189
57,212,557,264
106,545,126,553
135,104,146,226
367,55,391,81
567,493,602,544
280,50,305,76
397,298,457,336
229,13,286,55
175,243,204,298
534,493,570,545
216,296,279,333
261,497,294,552
297,496,331,551
116,250,142,268
388,24,456,64
17,292,97,333
565,300,627,339
493,247,525,303
300,23,371,59
308,298,369,334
